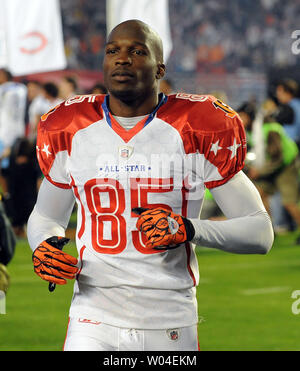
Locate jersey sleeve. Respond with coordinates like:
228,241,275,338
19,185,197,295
186,96,247,189
202,113,247,189
36,103,73,189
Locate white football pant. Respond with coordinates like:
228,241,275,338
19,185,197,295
63,317,199,351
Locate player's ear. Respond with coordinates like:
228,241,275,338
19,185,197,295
156,63,166,80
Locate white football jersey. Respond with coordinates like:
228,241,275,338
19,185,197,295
36,93,246,328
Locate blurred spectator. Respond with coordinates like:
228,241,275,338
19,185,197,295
6,82,61,238
273,103,295,127
89,82,107,94
236,101,256,150
24,80,43,136
238,101,300,242
0,68,27,159
28,82,62,140
0,68,27,195
58,75,78,100
6,137,40,238
0,194,16,294
275,79,300,148
0,261,10,295
0,195,16,266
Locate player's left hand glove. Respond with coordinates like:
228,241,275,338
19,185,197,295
132,207,195,250
32,237,78,285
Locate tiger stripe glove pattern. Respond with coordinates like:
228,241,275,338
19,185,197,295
32,236,78,285
132,207,195,250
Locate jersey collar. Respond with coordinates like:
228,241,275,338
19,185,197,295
101,93,168,142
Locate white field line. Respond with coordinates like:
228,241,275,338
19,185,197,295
241,286,291,296
9,277,38,284
0,345,61,350
200,259,300,271
10,264,32,270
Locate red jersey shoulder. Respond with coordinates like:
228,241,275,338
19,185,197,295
39,94,105,133
36,94,106,183
157,93,246,153
158,93,240,133
158,93,247,187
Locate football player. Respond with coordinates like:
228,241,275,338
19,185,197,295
27,20,274,351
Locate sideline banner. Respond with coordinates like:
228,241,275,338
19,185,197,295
0,0,66,75
106,0,173,63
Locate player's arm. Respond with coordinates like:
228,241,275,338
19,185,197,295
27,178,78,284
190,171,274,254
134,171,274,254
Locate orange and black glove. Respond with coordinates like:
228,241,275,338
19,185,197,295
32,236,78,285
132,207,195,250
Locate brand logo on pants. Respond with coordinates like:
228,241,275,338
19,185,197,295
78,318,101,325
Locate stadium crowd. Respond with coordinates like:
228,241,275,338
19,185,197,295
60,0,300,73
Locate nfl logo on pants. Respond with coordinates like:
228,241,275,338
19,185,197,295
167,329,179,341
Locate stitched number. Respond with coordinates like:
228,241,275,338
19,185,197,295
65,95,96,106
212,99,237,118
84,178,127,254
130,178,173,254
84,178,174,255
176,93,208,102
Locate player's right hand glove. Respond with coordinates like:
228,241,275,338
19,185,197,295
133,207,195,250
32,236,78,285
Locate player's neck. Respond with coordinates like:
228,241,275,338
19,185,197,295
108,92,159,118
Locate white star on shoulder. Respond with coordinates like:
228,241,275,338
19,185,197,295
227,138,241,159
41,143,52,158
210,140,223,155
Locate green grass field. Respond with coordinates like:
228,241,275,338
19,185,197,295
0,231,299,351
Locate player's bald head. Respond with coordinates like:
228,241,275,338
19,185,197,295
107,19,164,62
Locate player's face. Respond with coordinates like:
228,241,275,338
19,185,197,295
103,27,162,102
